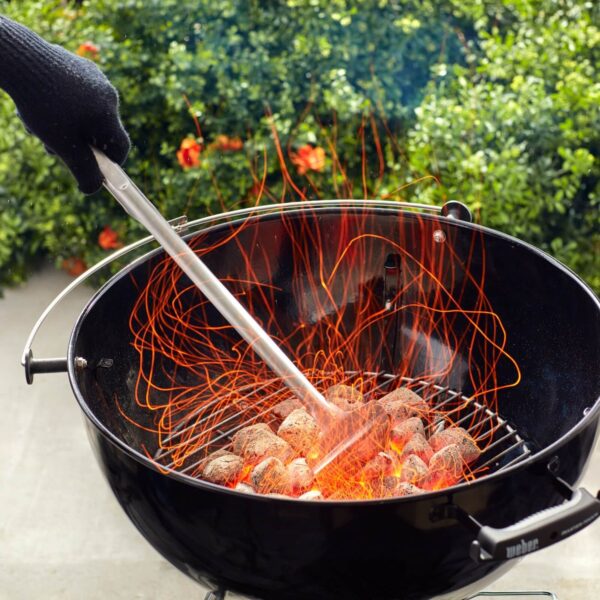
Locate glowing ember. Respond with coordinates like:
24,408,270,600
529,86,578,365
361,452,396,481
287,458,315,493
234,481,255,494
299,490,324,501
422,444,463,491
398,454,428,485
189,384,484,500
399,433,434,464
390,417,425,447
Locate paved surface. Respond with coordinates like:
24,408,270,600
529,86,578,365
1,267,598,599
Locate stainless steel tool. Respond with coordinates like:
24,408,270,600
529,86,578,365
92,148,340,423
92,149,392,473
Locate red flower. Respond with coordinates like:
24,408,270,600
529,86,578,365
177,137,202,169
248,181,263,197
76,41,100,60
61,257,87,277
213,135,243,152
291,145,326,175
98,226,122,250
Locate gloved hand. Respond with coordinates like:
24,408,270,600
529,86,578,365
0,16,130,194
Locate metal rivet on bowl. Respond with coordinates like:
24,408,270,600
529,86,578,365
74,356,88,370
433,230,446,243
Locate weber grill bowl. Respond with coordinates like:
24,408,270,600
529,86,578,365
24,201,600,600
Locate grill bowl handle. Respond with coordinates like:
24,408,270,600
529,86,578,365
21,217,190,384
470,485,600,562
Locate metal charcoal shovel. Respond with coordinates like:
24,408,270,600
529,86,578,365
92,149,388,474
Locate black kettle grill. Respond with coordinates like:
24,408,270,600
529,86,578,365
23,200,600,600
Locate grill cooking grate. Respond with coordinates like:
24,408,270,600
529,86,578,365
153,372,532,483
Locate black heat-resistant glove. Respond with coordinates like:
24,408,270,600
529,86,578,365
0,16,130,194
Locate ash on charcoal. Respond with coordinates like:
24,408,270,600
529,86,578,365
372,475,424,498
288,458,315,493
325,383,364,411
234,482,255,494
377,387,429,420
278,409,319,454
198,448,237,472
395,482,425,496
202,454,244,486
231,423,272,448
400,433,434,464
398,454,428,484
361,452,396,481
391,417,425,448
299,490,324,501
251,457,291,495
429,426,481,464
371,475,405,498
380,476,401,496
232,423,294,464
376,399,411,423
272,398,304,419
422,443,463,490
429,443,463,477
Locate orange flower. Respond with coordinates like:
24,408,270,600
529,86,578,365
98,226,122,250
291,144,326,175
213,135,244,152
61,257,87,277
177,137,202,169
248,181,263,197
76,41,100,60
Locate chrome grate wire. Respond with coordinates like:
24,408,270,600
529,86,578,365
153,371,532,482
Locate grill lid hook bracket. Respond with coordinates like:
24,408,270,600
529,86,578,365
441,201,473,223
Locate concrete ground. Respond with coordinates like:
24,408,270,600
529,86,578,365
0,266,598,600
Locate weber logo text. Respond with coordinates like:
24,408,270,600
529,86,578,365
506,538,539,558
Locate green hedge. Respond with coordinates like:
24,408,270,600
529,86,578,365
0,0,597,292
406,0,600,290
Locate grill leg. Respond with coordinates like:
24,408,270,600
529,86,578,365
204,589,226,600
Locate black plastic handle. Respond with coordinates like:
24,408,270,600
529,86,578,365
470,486,600,562
24,349,68,384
